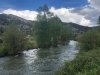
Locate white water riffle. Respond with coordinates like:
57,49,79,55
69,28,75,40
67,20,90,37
23,40,79,64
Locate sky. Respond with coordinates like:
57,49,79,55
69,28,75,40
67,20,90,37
0,0,100,27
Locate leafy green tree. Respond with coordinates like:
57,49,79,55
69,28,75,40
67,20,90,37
3,25,27,55
60,25,72,45
33,5,72,48
34,15,51,48
79,30,100,50
48,16,62,46
33,5,52,48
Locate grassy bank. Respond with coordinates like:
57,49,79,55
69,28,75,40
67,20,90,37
55,48,100,75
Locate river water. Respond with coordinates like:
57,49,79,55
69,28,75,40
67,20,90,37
0,40,79,75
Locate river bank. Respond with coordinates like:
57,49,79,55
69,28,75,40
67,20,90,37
55,48,100,75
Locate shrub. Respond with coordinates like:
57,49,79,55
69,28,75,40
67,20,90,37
55,49,100,75
3,25,27,55
26,36,38,49
79,30,100,51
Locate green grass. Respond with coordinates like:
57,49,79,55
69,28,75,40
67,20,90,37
55,48,100,75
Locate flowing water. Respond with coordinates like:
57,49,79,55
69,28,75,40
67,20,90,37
0,40,79,75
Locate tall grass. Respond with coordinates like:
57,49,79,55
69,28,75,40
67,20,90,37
55,48,100,75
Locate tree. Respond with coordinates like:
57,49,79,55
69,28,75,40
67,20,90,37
33,5,52,48
0,27,4,33
34,15,51,48
48,16,62,46
60,25,72,45
97,16,100,26
33,5,72,48
79,29,100,50
3,25,27,55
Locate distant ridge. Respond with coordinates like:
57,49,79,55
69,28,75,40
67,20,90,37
0,14,33,34
0,14,97,34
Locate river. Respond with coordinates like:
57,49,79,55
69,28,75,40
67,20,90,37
0,40,79,75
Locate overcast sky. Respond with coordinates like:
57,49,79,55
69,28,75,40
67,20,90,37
0,0,100,27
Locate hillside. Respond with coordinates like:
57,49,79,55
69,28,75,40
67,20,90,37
0,14,93,35
0,14,33,34
64,22,92,33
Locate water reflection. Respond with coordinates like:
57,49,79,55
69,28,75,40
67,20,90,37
0,40,79,75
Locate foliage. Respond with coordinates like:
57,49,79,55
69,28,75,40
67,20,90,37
60,25,72,45
79,29,100,51
33,5,72,48
34,15,51,48
2,25,27,55
97,16,100,26
26,36,38,49
55,49,100,75
48,16,62,46
0,27,4,33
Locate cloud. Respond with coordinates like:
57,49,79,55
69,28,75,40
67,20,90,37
50,7,92,26
49,0,100,27
88,0,100,11
3,9,38,20
2,8,92,27
72,0,100,26
1,0,100,27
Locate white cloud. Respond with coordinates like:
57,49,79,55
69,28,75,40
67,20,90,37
3,9,38,20
50,7,92,26
72,0,100,26
88,0,91,3
88,0,100,11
